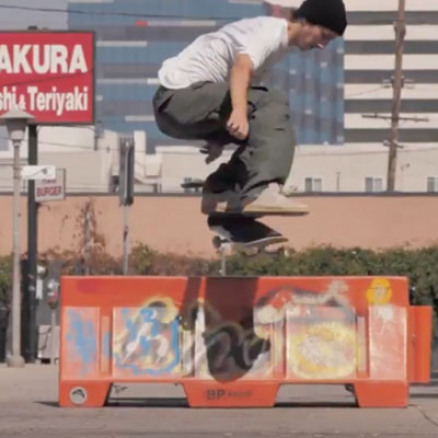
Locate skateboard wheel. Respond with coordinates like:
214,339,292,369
264,245,284,255
241,247,259,257
69,386,88,405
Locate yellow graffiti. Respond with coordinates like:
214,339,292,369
142,296,179,324
366,278,393,305
113,296,179,345
289,322,357,379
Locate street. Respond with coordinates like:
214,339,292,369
0,365,437,438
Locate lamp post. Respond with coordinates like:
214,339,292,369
1,109,35,368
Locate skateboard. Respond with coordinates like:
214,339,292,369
207,215,288,255
180,180,306,255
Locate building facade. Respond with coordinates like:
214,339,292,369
2,1,437,194
343,0,438,145
68,0,344,151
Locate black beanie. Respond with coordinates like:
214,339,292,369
296,0,348,36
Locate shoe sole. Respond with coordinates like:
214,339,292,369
204,206,309,216
202,197,309,216
242,205,309,215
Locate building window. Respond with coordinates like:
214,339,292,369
427,177,438,193
305,177,322,193
365,177,384,193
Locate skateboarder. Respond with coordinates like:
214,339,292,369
153,0,347,215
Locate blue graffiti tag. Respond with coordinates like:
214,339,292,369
66,310,97,375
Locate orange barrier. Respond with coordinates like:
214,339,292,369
59,276,432,408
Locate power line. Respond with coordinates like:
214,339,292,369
0,4,231,21
0,134,117,151
1,133,438,156
344,85,387,99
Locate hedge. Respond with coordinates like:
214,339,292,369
0,244,437,343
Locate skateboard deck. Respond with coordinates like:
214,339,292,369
208,215,288,255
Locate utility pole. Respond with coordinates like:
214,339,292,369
362,0,413,192
119,135,135,275
26,125,38,362
23,25,41,363
387,0,406,192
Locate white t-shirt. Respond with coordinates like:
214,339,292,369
158,16,290,89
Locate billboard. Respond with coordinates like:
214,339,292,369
0,32,95,125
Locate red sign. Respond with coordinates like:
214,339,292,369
0,32,95,125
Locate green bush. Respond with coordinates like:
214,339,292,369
0,256,11,307
1,244,437,343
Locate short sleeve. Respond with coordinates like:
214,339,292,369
230,34,272,71
222,18,284,71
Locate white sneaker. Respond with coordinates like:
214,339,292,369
242,183,309,215
201,183,308,215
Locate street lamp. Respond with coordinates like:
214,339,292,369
1,109,35,368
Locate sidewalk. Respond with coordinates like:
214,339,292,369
0,365,437,438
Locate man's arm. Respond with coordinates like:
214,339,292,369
227,54,253,140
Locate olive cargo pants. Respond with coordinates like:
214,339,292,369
153,82,296,199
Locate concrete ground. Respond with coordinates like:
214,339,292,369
0,365,437,438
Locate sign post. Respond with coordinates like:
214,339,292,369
26,125,38,363
119,136,135,275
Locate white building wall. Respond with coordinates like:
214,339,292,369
287,144,438,193
0,126,120,193
152,143,438,194
1,128,437,194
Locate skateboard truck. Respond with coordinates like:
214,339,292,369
212,237,232,276
208,215,289,275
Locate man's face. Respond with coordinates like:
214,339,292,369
295,23,338,50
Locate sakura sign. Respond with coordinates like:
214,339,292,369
0,32,95,125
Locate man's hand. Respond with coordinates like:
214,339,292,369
226,109,249,140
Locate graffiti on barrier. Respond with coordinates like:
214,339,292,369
191,305,274,381
109,279,398,380
287,320,357,379
65,309,98,376
367,278,393,305
113,297,180,376
109,279,364,380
